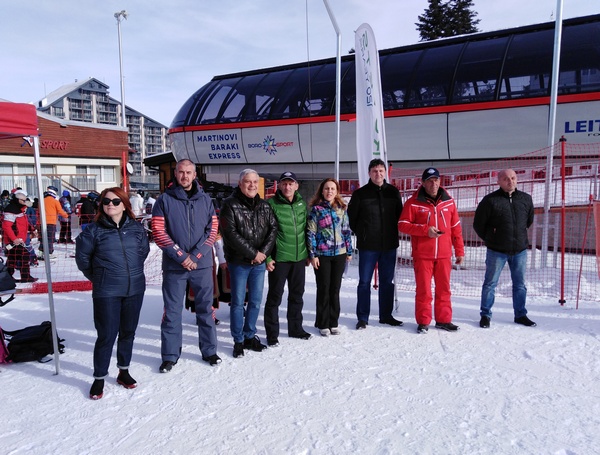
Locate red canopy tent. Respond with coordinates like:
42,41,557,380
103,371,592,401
0,102,39,138
0,101,61,374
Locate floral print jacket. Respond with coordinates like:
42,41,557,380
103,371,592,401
306,201,353,258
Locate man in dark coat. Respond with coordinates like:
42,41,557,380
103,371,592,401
473,168,536,328
348,159,403,330
220,169,278,358
152,159,220,371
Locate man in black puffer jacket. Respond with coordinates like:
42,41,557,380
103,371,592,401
474,168,536,329
220,169,278,359
348,159,403,330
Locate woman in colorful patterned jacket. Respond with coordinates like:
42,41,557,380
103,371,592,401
306,178,353,337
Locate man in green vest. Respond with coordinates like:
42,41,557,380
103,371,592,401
264,171,312,346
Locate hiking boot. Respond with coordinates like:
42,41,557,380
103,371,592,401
514,316,537,327
267,338,280,347
20,276,39,283
379,317,404,327
290,330,312,340
117,369,137,389
319,328,331,337
159,360,177,373
480,316,491,328
356,320,367,330
89,379,104,400
435,322,460,332
243,335,267,352
233,342,245,358
330,327,341,335
417,324,429,334
202,354,222,366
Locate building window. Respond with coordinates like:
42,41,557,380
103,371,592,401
103,167,115,182
76,165,116,183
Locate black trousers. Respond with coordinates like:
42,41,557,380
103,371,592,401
59,220,72,242
313,254,346,330
264,260,306,340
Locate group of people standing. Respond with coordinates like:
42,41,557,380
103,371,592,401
74,158,537,400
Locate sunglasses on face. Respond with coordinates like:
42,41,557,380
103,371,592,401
102,198,122,206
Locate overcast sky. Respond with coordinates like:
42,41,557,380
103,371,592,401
1,0,597,126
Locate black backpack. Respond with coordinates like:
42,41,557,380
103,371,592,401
3,321,65,363
0,257,17,307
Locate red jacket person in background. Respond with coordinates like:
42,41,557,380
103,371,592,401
2,190,38,282
398,167,465,334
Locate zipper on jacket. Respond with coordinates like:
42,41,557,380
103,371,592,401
117,225,132,296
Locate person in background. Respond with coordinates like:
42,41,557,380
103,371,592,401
212,231,227,324
348,158,404,330
79,191,99,232
129,191,145,217
25,196,38,266
0,190,10,211
264,171,311,347
145,193,157,215
473,168,536,329
76,187,149,400
2,190,38,282
399,167,465,333
220,169,278,359
152,159,221,371
306,178,353,336
38,185,68,259
58,190,73,244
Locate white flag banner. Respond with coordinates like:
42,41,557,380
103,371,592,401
355,23,387,187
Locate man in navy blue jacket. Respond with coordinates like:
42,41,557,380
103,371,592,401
152,159,220,370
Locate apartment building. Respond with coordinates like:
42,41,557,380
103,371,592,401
37,77,168,191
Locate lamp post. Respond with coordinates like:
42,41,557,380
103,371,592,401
322,0,341,181
114,10,128,129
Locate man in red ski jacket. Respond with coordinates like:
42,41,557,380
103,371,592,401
398,167,464,334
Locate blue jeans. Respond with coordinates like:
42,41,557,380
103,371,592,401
480,249,528,319
93,293,144,379
357,249,396,323
229,262,266,343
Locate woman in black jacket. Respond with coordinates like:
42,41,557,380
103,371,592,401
76,187,150,400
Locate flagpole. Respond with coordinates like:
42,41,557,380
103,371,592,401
541,0,564,267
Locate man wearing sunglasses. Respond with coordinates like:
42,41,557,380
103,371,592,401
152,159,221,371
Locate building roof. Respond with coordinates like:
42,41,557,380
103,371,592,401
144,150,174,167
39,77,109,108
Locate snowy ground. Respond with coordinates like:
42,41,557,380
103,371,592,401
1,263,599,455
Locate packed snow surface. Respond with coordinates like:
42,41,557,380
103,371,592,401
2,263,599,455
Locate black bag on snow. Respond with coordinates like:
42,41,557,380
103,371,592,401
3,321,65,363
0,256,17,307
